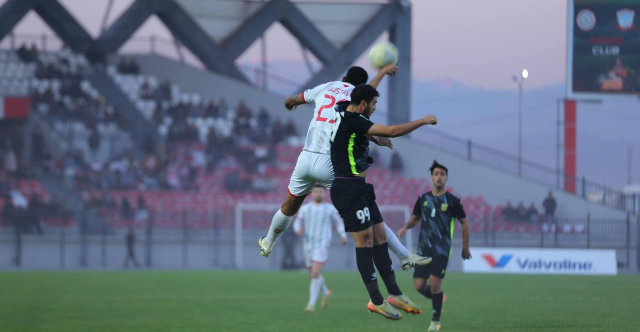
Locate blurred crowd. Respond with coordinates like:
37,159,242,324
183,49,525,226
500,191,557,223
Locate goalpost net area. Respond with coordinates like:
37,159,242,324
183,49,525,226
233,203,415,271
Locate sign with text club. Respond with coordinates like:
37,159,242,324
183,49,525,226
569,0,640,99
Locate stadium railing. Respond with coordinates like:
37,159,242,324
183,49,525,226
411,127,637,214
1,209,635,271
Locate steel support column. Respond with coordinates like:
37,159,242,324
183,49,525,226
388,0,411,124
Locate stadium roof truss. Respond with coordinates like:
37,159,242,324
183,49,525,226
0,0,412,123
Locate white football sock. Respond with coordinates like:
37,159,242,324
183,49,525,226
309,277,322,306
265,209,292,244
385,223,410,259
319,275,329,296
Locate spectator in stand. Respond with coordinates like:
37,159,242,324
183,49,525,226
390,151,404,173
89,129,100,159
135,194,150,226
206,99,220,118
140,80,152,99
120,198,134,224
117,58,140,75
4,146,18,177
31,125,46,167
502,200,516,222
27,193,44,234
516,201,527,222
127,59,140,75
117,58,127,74
284,119,298,138
47,195,62,223
271,119,284,144
17,43,38,63
123,226,140,269
526,203,539,223
159,80,172,101
2,199,23,266
257,107,271,127
543,191,557,223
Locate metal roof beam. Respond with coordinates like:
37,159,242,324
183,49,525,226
98,0,159,53
221,0,285,60
301,1,400,90
0,0,41,42
157,0,247,82
33,0,95,53
279,1,336,64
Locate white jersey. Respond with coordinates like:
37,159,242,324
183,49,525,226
301,81,354,154
293,202,347,247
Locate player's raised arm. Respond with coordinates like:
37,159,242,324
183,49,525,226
368,64,398,89
460,217,472,260
367,115,437,138
285,82,331,110
284,93,306,111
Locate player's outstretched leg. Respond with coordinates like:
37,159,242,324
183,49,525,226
384,223,432,270
352,228,402,321
372,242,423,314
371,223,422,314
259,194,305,257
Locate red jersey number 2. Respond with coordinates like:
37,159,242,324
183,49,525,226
316,94,336,124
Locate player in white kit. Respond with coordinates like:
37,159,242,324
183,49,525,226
293,184,347,313
258,65,430,271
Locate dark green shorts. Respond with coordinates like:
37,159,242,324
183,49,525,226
413,255,449,279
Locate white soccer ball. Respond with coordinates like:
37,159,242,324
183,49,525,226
368,42,399,69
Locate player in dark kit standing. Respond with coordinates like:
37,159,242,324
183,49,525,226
397,161,472,331
329,84,438,320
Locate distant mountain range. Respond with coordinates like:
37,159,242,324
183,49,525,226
239,59,640,189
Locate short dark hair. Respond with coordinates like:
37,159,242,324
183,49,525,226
344,66,368,86
350,84,379,106
430,160,448,175
313,184,326,190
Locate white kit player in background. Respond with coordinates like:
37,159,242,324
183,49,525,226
258,64,431,271
293,184,347,313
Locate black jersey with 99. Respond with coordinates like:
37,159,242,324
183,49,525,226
330,102,374,177
413,192,466,258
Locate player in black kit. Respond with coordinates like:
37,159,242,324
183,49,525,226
397,160,472,331
329,84,438,320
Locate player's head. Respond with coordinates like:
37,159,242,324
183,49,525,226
343,66,369,86
311,184,326,203
350,84,379,118
429,160,448,189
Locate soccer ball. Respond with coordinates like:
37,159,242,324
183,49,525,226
368,42,399,69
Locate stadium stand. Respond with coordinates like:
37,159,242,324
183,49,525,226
0,49,134,163
0,50,588,239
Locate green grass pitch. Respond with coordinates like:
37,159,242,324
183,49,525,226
0,270,638,332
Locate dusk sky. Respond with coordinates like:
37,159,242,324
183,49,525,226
5,0,569,89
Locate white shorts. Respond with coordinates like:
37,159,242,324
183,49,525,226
288,150,334,197
304,245,329,268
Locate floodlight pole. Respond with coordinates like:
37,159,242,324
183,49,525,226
512,73,526,177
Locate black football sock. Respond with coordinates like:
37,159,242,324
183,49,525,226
419,285,432,299
356,247,384,305
372,243,402,296
432,292,444,321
